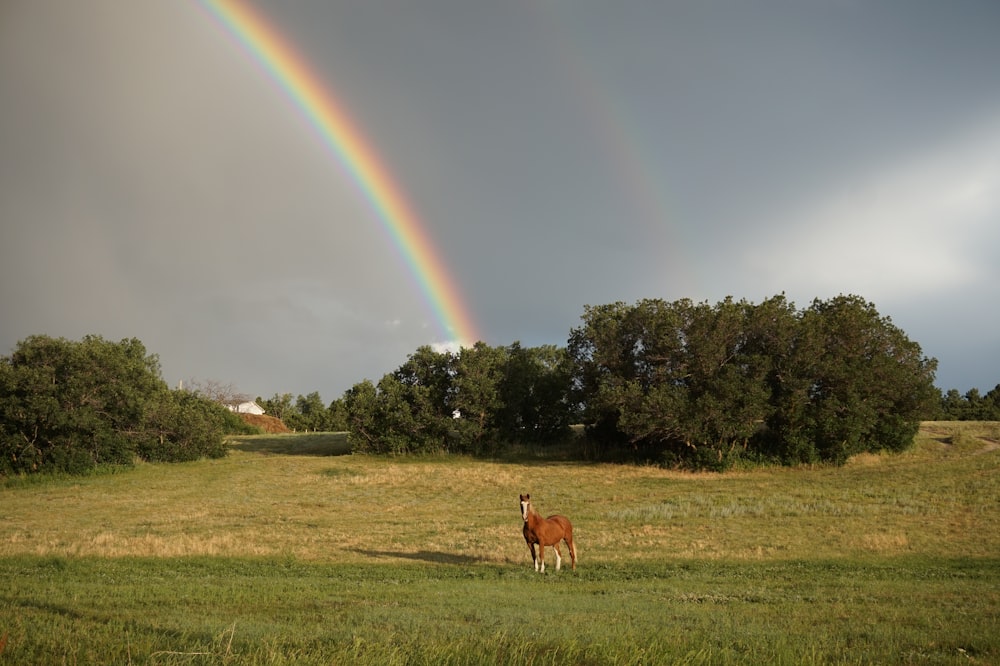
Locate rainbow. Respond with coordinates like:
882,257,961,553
199,0,478,346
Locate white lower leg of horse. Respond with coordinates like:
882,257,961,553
534,557,540,572
555,550,562,570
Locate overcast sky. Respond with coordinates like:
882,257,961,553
2,0,999,401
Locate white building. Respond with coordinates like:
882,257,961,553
227,401,265,415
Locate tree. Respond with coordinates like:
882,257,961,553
569,298,772,467
340,342,574,455
448,342,507,453
185,379,249,407
568,295,937,469
0,335,230,475
375,373,447,453
496,343,574,444
567,301,649,455
790,296,938,463
327,398,350,432
141,389,231,462
343,347,450,454
984,385,1000,420
940,389,966,420
343,380,381,453
341,374,448,455
288,391,330,432
394,345,453,418
963,388,987,420
596,298,697,454
754,295,830,464
0,335,162,473
260,393,294,421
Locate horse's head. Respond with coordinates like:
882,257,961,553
519,494,531,522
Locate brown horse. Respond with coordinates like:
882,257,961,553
519,493,577,572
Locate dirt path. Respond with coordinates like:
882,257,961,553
975,439,1000,455
920,422,1000,455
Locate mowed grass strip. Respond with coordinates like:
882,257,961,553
0,423,998,664
1,556,997,665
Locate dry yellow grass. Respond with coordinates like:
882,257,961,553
2,423,998,565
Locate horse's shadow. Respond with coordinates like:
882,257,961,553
349,548,486,565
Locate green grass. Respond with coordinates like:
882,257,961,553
2,556,997,664
1,422,998,664
229,431,352,456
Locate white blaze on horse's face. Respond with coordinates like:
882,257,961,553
520,499,530,522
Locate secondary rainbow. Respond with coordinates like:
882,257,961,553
200,0,478,345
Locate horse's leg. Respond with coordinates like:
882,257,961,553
538,543,545,573
564,528,577,570
552,542,562,571
528,542,538,571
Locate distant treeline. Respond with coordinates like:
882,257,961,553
267,294,943,470
6,294,984,476
937,386,1000,421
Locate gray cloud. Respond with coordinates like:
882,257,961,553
2,0,998,398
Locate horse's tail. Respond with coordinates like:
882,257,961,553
563,518,578,569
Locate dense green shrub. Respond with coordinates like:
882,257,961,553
569,295,939,469
341,343,574,455
0,335,233,475
139,389,232,462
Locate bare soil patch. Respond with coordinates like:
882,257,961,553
238,413,290,433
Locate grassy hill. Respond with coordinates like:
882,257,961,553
1,422,997,663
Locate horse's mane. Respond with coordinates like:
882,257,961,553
521,495,541,520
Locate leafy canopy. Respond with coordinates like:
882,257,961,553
1,335,233,475
568,295,939,468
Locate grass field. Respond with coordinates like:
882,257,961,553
1,422,998,664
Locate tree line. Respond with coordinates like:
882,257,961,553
937,386,1000,421
264,374,996,437
261,341,574,448
303,294,938,469
5,294,980,476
